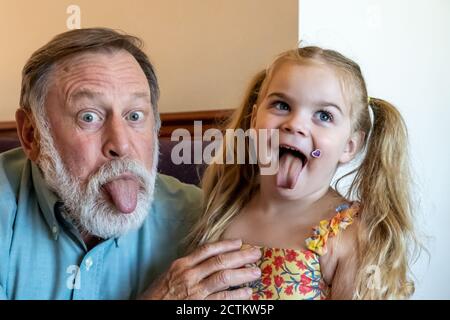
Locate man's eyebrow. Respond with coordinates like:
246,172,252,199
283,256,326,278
69,89,103,102
69,89,151,102
130,91,151,101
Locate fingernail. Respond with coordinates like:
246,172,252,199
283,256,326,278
232,239,242,246
251,248,262,257
252,267,261,276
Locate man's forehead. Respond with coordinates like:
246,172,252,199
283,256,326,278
53,50,147,83
55,49,137,70
48,50,151,99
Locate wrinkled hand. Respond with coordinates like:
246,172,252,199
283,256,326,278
140,239,262,300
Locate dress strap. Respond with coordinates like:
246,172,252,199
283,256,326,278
305,202,360,256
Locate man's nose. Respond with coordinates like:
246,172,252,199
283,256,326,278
102,116,131,159
281,112,310,136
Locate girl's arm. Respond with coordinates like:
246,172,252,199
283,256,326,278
327,220,360,300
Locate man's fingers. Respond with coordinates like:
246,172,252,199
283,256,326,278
201,267,261,295
206,287,253,300
145,240,261,300
184,239,243,267
191,247,262,283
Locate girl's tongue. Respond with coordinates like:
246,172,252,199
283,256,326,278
276,152,303,189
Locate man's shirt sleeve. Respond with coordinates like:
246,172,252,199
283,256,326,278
0,285,7,300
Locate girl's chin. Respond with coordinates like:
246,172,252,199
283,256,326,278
273,184,308,200
260,175,304,198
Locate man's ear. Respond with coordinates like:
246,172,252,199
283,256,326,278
15,109,40,162
250,104,257,128
339,130,365,164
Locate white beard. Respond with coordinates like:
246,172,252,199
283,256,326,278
36,119,158,239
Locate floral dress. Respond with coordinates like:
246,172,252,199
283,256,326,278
247,202,360,300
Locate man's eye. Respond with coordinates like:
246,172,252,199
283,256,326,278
316,110,333,122
127,111,144,122
80,112,100,123
273,101,290,111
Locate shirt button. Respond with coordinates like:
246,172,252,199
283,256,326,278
52,226,58,234
85,257,93,271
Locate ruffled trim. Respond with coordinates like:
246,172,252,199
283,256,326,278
305,202,360,256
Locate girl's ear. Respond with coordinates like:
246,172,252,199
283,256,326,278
339,130,365,164
250,104,257,128
15,109,40,162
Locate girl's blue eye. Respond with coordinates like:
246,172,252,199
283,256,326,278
127,111,144,122
274,101,290,111
316,110,333,122
80,112,100,123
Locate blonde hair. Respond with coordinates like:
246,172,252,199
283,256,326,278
187,47,418,299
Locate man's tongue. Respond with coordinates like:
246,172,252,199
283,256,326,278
103,179,139,214
276,152,303,189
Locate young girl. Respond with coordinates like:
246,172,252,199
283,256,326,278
187,47,418,299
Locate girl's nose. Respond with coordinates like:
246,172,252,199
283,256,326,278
281,114,309,136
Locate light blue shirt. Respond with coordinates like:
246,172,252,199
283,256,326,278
0,148,202,300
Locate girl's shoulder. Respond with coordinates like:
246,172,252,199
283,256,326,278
306,202,360,285
305,201,360,256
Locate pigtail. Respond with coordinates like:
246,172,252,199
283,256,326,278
351,98,416,299
184,70,266,253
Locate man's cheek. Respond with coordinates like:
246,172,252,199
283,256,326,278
65,154,94,180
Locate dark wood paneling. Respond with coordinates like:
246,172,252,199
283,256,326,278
0,109,234,140
0,121,17,139
160,109,233,137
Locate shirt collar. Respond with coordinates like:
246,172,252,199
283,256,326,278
31,162,62,240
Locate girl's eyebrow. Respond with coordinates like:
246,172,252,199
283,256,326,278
267,92,343,114
316,101,343,114
267,92,293,101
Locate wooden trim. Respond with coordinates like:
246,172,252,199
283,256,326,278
0,121,17,139
0,121,16,130
0,109,234,139
159,109,233,137
160,109,232,122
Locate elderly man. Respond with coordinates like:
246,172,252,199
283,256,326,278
0,28,261,299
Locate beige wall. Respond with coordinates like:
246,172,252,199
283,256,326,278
0,0,297,121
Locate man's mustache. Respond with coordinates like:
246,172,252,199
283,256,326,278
84,158,152,196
